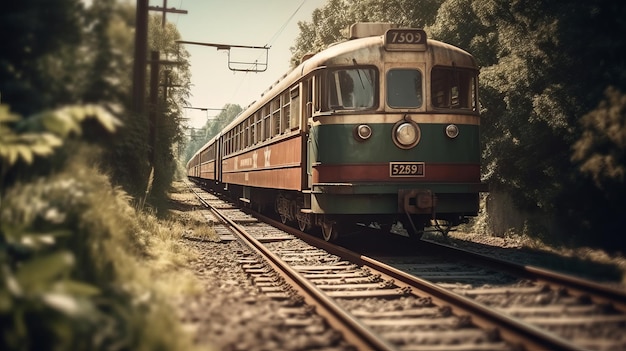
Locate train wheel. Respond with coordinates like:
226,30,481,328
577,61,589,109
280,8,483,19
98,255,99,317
295,198,310,232
321,218,340,242
298,218,309,232
280,214,288,224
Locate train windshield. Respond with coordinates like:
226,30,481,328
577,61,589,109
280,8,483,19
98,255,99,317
387,69,423,108
327,68,377,110
431,67,477,111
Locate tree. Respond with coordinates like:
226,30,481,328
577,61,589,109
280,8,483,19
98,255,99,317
572,87,626,190
290,0,443,67
0,0,85,116
433,0,626,246
182,104,242,163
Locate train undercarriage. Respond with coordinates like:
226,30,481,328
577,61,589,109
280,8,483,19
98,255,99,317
189,177,474,242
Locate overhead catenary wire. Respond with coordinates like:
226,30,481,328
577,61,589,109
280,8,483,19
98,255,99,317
230,0,308,100
175,0,314,126
266,0,307,48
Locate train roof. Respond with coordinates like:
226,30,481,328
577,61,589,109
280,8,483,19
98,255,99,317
189,23,477,162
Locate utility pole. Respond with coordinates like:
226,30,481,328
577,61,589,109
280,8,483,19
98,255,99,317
132,0,148,114
135,0,187,164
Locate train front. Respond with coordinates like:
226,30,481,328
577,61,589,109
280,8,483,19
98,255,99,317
307,24,487,240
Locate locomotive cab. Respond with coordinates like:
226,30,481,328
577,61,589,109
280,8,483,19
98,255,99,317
302,23,487,240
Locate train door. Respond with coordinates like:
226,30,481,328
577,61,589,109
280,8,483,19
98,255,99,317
304,76,315,190
216,133,222,184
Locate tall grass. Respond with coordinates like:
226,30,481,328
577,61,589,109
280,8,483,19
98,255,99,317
0,148,200,351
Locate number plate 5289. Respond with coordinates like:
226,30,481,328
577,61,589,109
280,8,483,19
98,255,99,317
390,162,425,177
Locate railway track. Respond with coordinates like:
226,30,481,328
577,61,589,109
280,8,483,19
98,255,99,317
186,182,626,351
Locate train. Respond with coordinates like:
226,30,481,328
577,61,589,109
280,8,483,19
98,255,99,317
187,23,488,241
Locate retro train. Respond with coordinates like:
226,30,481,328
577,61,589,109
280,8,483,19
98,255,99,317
187,23,488,241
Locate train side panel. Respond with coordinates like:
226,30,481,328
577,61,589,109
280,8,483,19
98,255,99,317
221,133,303,190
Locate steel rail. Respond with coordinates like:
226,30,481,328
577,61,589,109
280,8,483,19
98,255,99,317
419,240,626,313
187,185,396,351
257,213,589,351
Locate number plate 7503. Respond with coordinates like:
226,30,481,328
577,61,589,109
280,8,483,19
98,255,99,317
390,162,425,177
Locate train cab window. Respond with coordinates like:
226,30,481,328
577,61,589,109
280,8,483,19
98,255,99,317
431,67,477,110
387,69,423,108
327,68,376,110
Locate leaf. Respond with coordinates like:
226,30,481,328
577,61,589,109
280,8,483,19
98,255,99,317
41,132,63,145
54,280,100,296
42,292,81,316
91,106,122,132
15,144,33,165
46,109,82,137
0,290,12,312
2,264,23,296
7,144,18,166
18,230,72,249
0,104,21,123
15,252,75,291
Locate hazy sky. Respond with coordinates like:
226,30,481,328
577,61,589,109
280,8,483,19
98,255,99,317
152,0,326,129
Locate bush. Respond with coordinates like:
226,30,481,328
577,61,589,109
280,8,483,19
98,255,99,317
0,148,197,351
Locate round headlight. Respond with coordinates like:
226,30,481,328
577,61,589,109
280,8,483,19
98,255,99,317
396,122,419,146
355,124,372,141
445,124,459,139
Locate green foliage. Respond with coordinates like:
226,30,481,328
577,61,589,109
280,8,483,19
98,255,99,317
0,106,62,168
1,154,196,351
0,0,199,348
290,0,443,66
572,87,626,189
0,104,120,189
182,104,242,163
0,103,194,350
0,0,85,116
1,0,193,210
428,0,626,246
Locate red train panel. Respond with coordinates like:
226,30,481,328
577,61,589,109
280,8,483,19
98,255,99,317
222,135,303,190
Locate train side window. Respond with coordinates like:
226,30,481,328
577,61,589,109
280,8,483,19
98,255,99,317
281,91,290,133
312,75,320,115
290,85,300,129
387,69,423,108
236,124,242,152
224,132,229,155
246,118,251,147
272,98,280,137
227,132,231,154
431,67,477,110
234,125,238,152
253,112,260,144
263,106,270,141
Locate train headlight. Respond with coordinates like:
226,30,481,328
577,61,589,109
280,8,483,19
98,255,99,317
393,121,420,149
354,124,372,141
445,124,459,139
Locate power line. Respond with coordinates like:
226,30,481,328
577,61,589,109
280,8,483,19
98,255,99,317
266,0,307,47
230,0,307,88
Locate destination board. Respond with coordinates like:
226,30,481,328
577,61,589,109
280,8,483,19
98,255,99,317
384,29,427,51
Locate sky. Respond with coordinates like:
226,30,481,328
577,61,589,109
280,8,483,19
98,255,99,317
149,0,327,129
